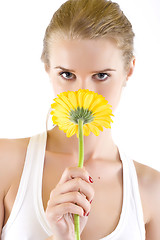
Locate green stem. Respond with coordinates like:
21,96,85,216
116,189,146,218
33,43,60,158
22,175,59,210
78,119,84,168
74,119,84,240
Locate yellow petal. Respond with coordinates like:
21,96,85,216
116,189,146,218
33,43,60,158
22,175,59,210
93,109,112,117
83,93,94,109
95,115,114,123
76,132,79,138
50,110,54,115
66,124,77,137
54,98,70,111
87,123,100,136
58,94,75,110
91,104,110,114
56,117,70,124
89,97,106,111
94,119,111,128
52,116,58,124
51,102,58,109
51,102,69,115
59,122,72,131
68,124,78,137
57,119,71,126
91,121,103,131
59,91,68,97
68,91,78,110
53,110,69,117
77,89,84,108
94,114,113,122
83,124,91,136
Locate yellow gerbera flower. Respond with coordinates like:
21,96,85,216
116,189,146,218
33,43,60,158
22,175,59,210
50,89,114,138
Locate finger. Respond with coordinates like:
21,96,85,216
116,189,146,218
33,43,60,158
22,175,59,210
52,177,94,202
48,191,91,215
46,202,85,223
58,166,92,185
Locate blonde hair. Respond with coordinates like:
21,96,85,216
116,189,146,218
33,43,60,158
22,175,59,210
41,0,135,73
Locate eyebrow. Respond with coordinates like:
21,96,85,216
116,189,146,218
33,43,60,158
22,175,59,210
54,66,116,73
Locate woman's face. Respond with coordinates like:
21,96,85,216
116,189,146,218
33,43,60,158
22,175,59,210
46,38,135,113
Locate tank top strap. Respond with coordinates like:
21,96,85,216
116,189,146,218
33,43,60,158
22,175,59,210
121,150,146,239
2,132,41,232
32,130,53,235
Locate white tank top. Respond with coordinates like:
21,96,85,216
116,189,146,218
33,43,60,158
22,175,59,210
1,109,146,240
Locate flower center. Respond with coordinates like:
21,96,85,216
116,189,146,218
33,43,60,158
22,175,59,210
69,107,94,124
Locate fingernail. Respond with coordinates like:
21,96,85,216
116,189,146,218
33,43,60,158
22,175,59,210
86,212,90,216
90,200,93,204
83,211,86,216
89,176,94,183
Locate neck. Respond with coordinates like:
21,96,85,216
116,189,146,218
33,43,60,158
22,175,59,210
48,125,119,164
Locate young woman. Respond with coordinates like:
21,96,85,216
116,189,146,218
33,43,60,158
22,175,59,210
0,0,160,239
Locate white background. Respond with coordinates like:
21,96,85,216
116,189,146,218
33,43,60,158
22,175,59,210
0,0,160,170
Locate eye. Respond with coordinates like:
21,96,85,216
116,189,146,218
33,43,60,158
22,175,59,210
94,73,110,81
58,71,110,81
58,71,75,81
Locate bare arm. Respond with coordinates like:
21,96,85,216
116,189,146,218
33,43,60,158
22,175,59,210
0,139,8,236
0,190,4,237
0,138,23,237
145,169,160,239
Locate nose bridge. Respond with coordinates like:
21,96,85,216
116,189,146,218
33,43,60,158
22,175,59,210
80,79,87,90
78,75,89,90
77,74,95,92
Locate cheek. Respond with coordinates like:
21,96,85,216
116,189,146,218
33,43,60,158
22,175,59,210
50,75,76,96
96,79,123,111
50,76,62,96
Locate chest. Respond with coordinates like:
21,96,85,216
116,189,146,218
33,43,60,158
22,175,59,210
4,152,148,239
42,153,124,239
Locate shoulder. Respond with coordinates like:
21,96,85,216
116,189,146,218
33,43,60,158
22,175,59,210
133,160,160,189
133,160,160,238
0,136,31,196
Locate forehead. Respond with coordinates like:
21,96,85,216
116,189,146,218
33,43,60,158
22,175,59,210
48,38,123,70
